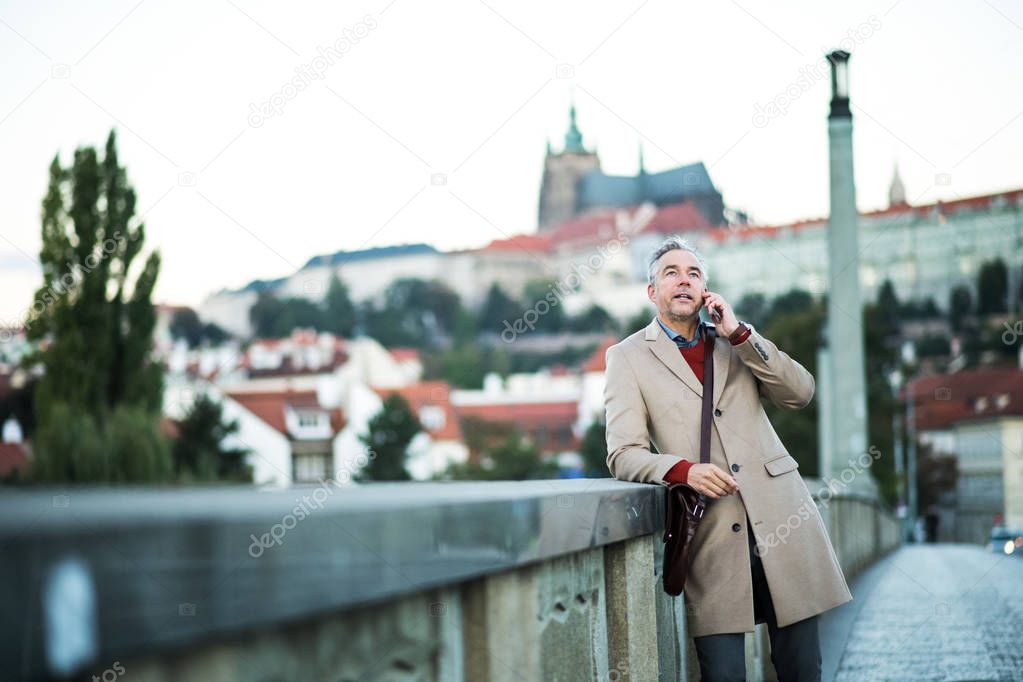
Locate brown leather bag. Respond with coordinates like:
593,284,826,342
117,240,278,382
662,323,716,596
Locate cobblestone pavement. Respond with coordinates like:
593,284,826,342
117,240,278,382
830,544,1023,681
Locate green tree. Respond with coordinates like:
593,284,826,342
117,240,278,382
170,308,231,348
761,305,823,478
624,308,653,334
479,283,522,337
202,321,231,345
899,297,939,320
948,284,973,333
862,301,899,504
443,431,557,480
976,258,1008,314
876,280,901,339
324,275,357,337
568,304,616,333
28,130,169,482
520,279,567,333
579,420,608,477
486,432,558,479
173,394,251,481
1017,266,1023,315
435,341,486,388
357,394,421,481
734,293,769,330
30,403,109,482
105,406,173,482
363,278,463,349
767,289,814,322
170,308,204,347
249,293,323,338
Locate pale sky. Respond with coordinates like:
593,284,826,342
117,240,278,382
2,0,1022,323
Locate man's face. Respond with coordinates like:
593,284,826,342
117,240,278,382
647,249,706,322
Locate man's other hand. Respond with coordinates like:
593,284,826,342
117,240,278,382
688,463,739,499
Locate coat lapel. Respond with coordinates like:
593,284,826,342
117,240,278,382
644,317,704,397
644,317,731,403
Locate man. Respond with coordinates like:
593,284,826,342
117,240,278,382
604,236,851,682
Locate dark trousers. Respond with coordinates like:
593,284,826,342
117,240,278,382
692,521,821,682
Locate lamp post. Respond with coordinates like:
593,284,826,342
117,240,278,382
828,50,851,116
822,49,871,491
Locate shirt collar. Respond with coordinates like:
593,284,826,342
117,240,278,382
656,317,701,349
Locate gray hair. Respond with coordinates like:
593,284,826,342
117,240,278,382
647,236,709,285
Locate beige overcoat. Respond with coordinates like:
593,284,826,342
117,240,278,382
604,317,852,636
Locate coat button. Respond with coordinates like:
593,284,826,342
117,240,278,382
731,523,741,533
714,408,722,417
731,463,740,472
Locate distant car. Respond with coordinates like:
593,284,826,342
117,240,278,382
986,526,1023,556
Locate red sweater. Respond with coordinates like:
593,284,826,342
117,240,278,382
662,326,750,484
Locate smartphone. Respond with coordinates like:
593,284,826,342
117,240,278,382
702,292,722,323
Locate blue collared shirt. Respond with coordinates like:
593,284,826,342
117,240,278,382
656,317,701,349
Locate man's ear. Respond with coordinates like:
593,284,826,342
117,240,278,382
647,283,655,303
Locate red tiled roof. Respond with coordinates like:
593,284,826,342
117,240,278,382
454,400,580,454
706,219,827,244
159,416,180,440
227,390,345,437
707,188,1023,243
583,337,619,373
479,234,551,253
454,400,578,425
0,442,29,477
863,188,1023,220
470,186,1023,267
641,202,711,234
905,367,1023,431
546,210,622,249
374,381,462,441
389,347,421,362
156,304,191,314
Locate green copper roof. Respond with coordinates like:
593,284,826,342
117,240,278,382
563,103,585,153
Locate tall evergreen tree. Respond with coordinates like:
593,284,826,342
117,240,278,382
478,283,521,336
356,394,421,481
976,258,1008,314
28,130,168,481
579,420,608,477
173,394,250,481
948,285,974,333
324,274,356,337
876,279,901,339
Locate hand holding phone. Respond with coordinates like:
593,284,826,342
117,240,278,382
702,291,722,323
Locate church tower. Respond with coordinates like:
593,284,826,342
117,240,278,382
888,163,907,207
537,103,600,232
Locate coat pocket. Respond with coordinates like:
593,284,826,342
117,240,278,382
763,453,799,476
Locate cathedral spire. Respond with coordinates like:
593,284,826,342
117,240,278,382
563,101,585,153
888,162,907,207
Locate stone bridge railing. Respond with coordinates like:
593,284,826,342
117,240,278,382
0,479,900,681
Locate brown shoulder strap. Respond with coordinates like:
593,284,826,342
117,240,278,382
699,324,716,465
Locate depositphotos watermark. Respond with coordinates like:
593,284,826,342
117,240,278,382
500,233,630,342
752,16,882,129
1002,320,1022,345
0,230,130,342
754,445,882,557
248,15,378,128
248,449,376,558
90,661,125,682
